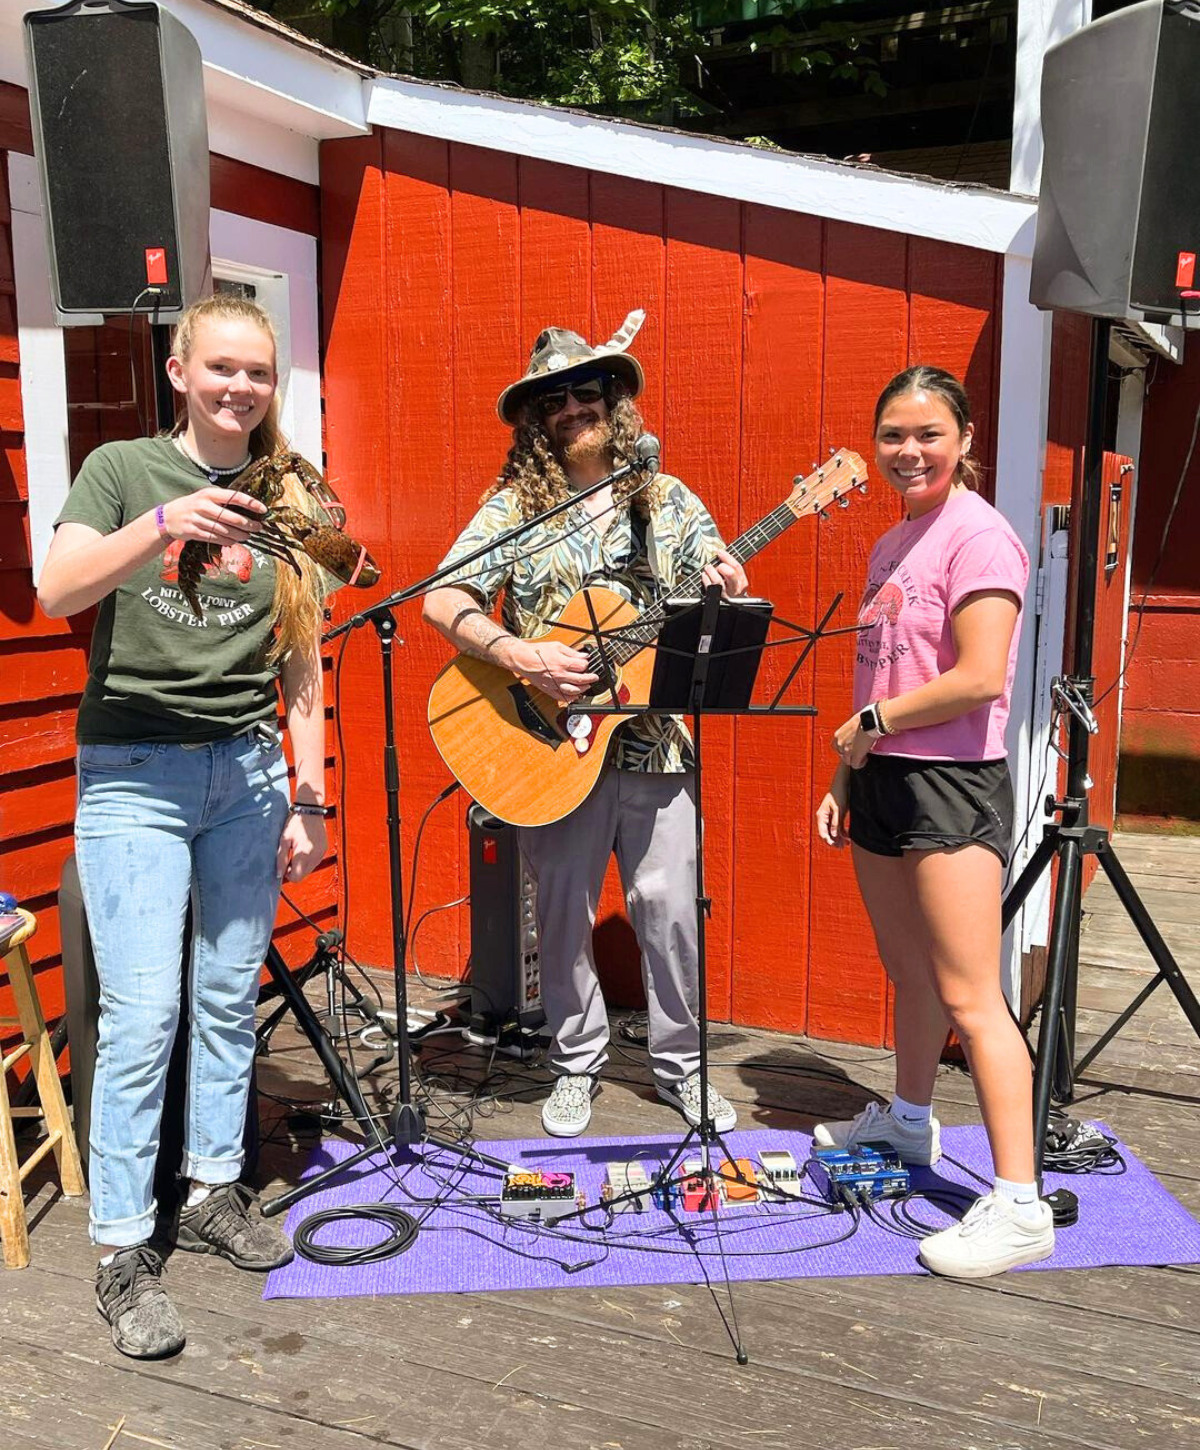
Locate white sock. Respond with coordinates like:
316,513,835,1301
186,1181,214,1209
889,1094,932,1127
993,1176,1044,1223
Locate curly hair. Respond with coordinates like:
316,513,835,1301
483,380,666,520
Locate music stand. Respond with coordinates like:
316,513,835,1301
552,583,840,1362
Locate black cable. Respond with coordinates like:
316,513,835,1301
294,1202,419,1265
127,286,162,438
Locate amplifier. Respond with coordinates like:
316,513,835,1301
466,804,543,1034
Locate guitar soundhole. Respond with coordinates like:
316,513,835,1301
507,683,564,748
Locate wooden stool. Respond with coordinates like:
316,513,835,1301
1,909,85,1268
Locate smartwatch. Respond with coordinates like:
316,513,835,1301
859,703,885,738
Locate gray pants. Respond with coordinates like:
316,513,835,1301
519,768,700,1089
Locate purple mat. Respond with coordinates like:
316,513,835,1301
263,1125,1200,1301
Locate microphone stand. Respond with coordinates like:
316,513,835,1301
262,448,658,1218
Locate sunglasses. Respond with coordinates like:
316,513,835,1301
532,371,609,418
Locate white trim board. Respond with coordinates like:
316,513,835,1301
10,150,71,589
209,210,322,468
367,77,1039,258
3,0,369,146
994,253,1056,999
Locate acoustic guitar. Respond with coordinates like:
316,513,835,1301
428,451,867,827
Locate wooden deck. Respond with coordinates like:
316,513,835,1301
3,831,1199,1450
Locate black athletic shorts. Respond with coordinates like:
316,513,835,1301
847,755,1015,864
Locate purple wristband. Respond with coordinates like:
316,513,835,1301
154,504,172,542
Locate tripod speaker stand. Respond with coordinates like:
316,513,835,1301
1001,318,1200,1178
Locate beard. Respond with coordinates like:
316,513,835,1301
559,416,614,470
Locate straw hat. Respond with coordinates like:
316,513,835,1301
496,309,646,424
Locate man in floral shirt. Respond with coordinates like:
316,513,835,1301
423,317,747,1137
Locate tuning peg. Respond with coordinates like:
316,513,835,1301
837,495,850,508
858,482,868,495
829,446,837,456
794,474,806,486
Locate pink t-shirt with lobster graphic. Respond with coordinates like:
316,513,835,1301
852,489,1029,762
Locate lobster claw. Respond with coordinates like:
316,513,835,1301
299,525,381,589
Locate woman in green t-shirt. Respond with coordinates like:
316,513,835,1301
38,294,330,1360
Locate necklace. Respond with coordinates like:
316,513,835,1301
174,435,252,483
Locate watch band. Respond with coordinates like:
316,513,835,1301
859,704,884,738
289,802,331,818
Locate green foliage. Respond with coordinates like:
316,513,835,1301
257,0,887,114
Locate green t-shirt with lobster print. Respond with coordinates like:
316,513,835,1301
55,437,283,744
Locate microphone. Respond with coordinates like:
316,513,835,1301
634,433,661,474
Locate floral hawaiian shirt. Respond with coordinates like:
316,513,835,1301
436,474,725,772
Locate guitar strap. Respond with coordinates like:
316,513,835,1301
630,506,663,602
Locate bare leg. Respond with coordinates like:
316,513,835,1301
909,844,1035,1183
852,844,947,1106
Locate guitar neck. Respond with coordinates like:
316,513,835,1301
596,498,802,668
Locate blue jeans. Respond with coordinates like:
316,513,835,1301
74,727,289,1247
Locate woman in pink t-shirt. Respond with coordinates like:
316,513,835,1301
814,366,1055,1279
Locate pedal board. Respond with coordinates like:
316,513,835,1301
809,1146,910,1208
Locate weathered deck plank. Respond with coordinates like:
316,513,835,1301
2,828,1197,1450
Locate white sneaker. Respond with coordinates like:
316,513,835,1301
918,1191,1055,1279
541,1075,599,1137
657,1072,737,1133
812,1100,941,1166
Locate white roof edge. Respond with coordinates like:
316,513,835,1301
366,77,1038,259
7,0,371,140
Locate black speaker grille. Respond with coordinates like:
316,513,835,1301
1130,6,1200,317
29,12,182,312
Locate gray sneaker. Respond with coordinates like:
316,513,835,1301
812,1100,941,1166
96,1244,185,1359
658,1072,737,1133
176,1182,294,1270
541,1074,599,1137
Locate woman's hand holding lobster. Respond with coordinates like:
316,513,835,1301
159,486,268,546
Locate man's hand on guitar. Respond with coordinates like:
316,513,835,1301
500,638,600,704
701,548,748,598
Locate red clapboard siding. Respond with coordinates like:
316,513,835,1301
317,131,1008,1044
806,223,909,1046
732,206,825,1034
662,188,743,1024
380,130,462,981
319,133,394,972
0,83,33,154
210,154,320,237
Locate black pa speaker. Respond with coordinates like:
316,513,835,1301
1030,0,1200,328
24,0,211,325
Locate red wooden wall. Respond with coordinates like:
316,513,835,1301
319,130,1004,1046
1119,344,1200,823
0,79,335,1050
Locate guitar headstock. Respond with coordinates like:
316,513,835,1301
784,450,869,519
